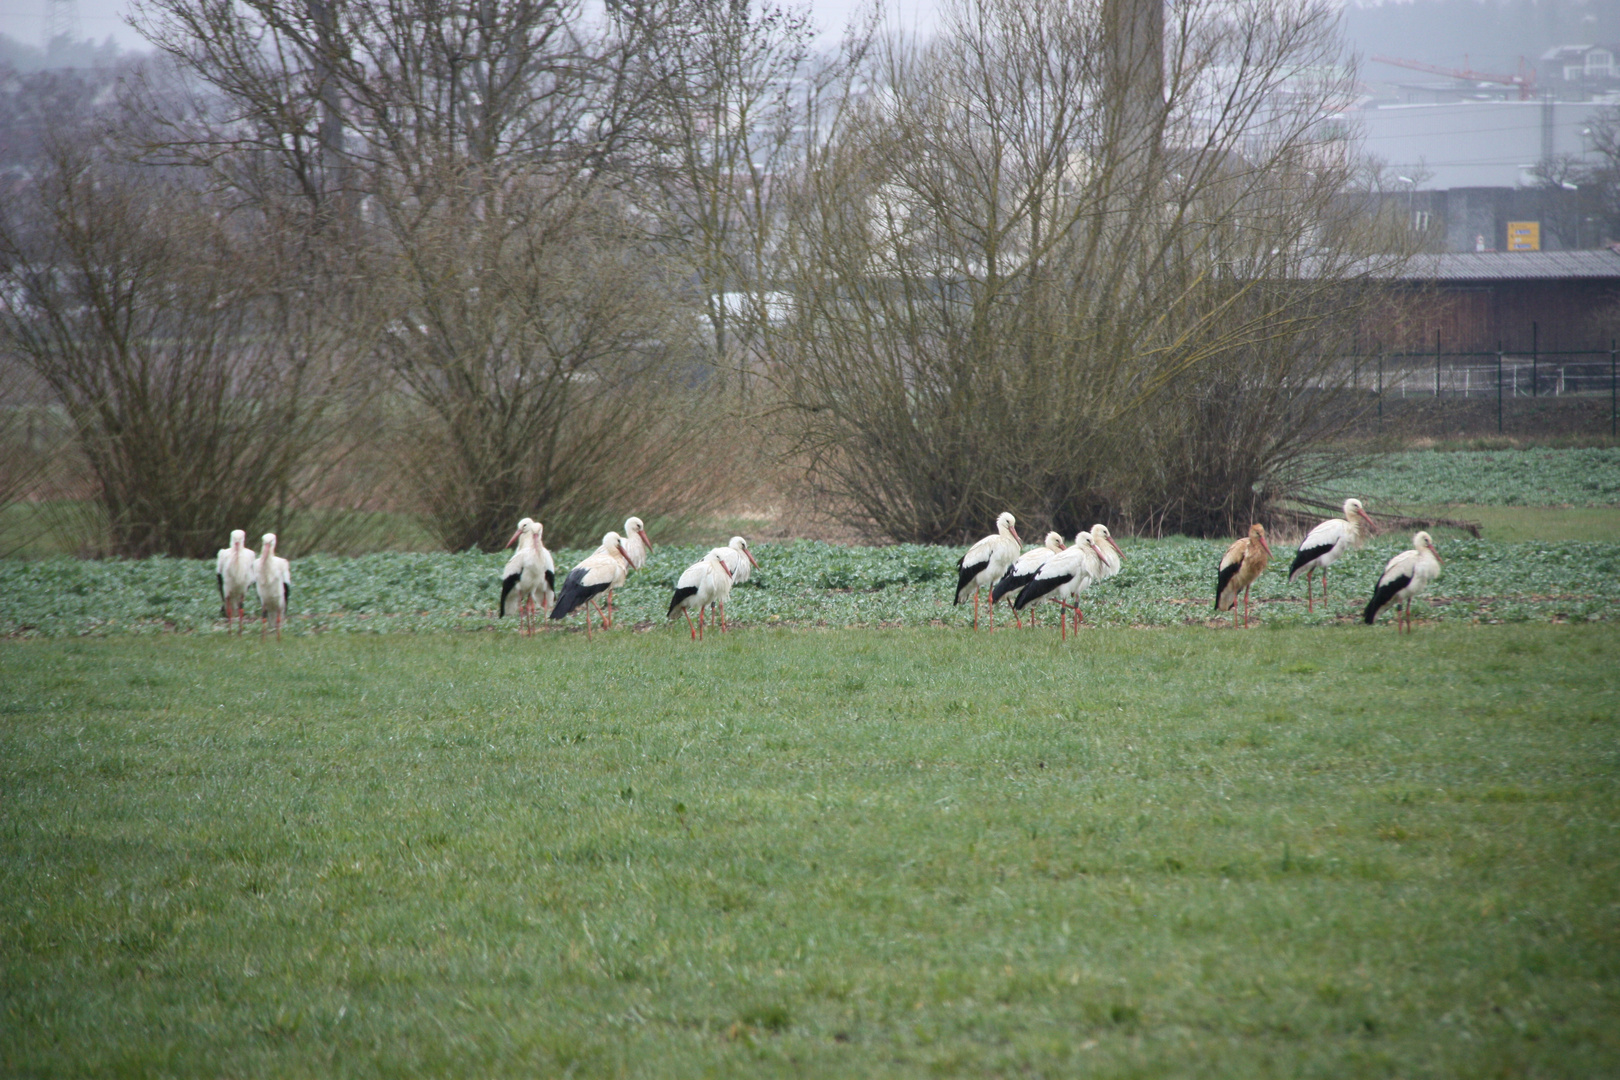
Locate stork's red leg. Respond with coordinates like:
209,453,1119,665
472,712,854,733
1306,568,1314,613
685,609,696,640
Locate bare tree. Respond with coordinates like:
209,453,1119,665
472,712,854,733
0,142,365,557
639,0,870,373
374,173,725,549
128,0,732,549
768,0,1409,541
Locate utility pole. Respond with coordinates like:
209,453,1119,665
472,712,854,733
307,0,350,222
1102,0,1164,230
42,0,80,48
1541,90,1555,170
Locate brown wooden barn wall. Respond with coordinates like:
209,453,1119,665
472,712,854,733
1361,280,1620,354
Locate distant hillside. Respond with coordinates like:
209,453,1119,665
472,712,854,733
0,32,124,73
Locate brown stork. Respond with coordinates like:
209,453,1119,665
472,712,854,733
1215,523,1271,629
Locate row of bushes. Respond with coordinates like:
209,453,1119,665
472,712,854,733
2,0,1413,556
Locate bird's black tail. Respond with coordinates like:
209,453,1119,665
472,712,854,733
990,568,1028,604
953,561,980,605
499,572,520,617
1013,573,1064,612
1364,573,1409,624
550,568,606,620
1287,544,1329,583
667,585,698,618
1214,561,1241,611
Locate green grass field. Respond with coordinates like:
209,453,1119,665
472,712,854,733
2,627,1616,1076
4,534,1618,638
1384,505,1620,543
1321,448,1620,508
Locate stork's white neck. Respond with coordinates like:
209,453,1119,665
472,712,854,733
1346,511,1368,546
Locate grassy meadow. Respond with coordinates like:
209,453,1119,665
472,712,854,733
1316,446,1620,542
2,626,1617,1076
3,446,1616,1075
3,532,1618,638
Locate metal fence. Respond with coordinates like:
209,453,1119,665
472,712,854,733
1340,342,1619,436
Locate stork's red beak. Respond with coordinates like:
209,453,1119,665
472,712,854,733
640,528,652,552
1359,509,1376,533
1011,527,1022,545
1258,533,1272,557
1107,536,1124,559
744,547,759,568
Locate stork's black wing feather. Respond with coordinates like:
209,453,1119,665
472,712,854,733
545,569,555,592
991,564,1036,603
550,567,609,620
1214,560,1242,611
1363,573,1411,624
667,585,699,618
1288,543,1333,581
283,582,290,606
499,572,521,617
954,555,988,604
1014,571,1067,611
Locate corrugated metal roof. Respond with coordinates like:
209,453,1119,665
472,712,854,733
1396,249,1620,281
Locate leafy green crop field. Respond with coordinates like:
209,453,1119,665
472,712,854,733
1321,447,1620,507
2,627,1616,1077
4,535,1616,637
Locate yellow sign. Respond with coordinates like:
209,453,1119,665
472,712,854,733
1507,221,1540,251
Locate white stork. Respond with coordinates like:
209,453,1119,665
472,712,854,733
620,516,653,569
990,531,1067,628
550,532,631,638
1288,498,1376,612
499,517,555,635
1215,524,1271,629
703,535,759,629
216,529,256,634
667,552,734,640
1364,531,1443,632
1090,525,1123,581
595,516,653,627
954,512,1021,630
1084,524,1125,621
1016,531,1115,638
252,532,291,640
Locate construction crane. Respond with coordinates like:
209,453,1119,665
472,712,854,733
1370,55,1537,100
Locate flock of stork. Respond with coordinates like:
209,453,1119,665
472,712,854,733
211,499,1444,641
950,499,1443,636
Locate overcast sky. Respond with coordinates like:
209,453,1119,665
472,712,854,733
0,0,943,53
